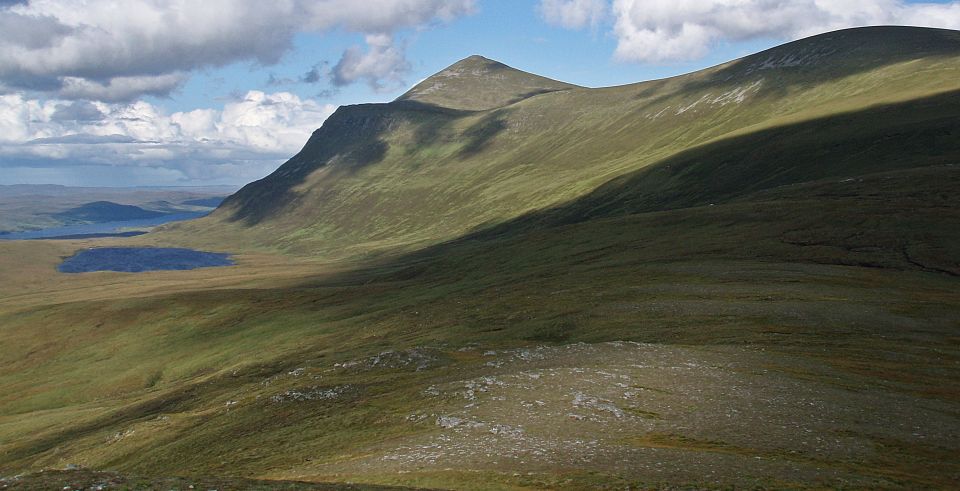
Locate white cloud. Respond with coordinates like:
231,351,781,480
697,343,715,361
215,91,337,152
0,0,476,185
0,91,337,185
331,34,411,90
610,0,960,62
57,74,189,103
539,0,607,29
0,0,476,100
299,0,477,32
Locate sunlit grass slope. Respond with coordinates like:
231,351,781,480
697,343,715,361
162,26,960,260
1,26,959,489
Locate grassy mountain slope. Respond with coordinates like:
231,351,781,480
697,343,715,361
1,26,960,489
2,172,958,487
162,26,960,260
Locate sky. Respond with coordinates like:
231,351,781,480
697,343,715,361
1,0,959,187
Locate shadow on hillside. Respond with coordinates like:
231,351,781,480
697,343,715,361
329,88,960,283
459,111,508,158
220,100,476,226
218,27,960,227
504,88,572,106
471,88,960,236
10,89,959,472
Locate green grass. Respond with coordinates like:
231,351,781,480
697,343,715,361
3,185,958,485
2,469,418,490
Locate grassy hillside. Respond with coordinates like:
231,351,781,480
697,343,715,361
161,26,960,260
2,180,958,487
1,26,959,489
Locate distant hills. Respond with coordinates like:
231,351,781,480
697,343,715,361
181,197,227,208
0,185,236,233
53,201,168,223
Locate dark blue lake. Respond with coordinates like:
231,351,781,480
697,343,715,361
0,211,209,240
59,247,234,273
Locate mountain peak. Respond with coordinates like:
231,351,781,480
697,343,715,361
459,54,497,64
397,55,578,111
